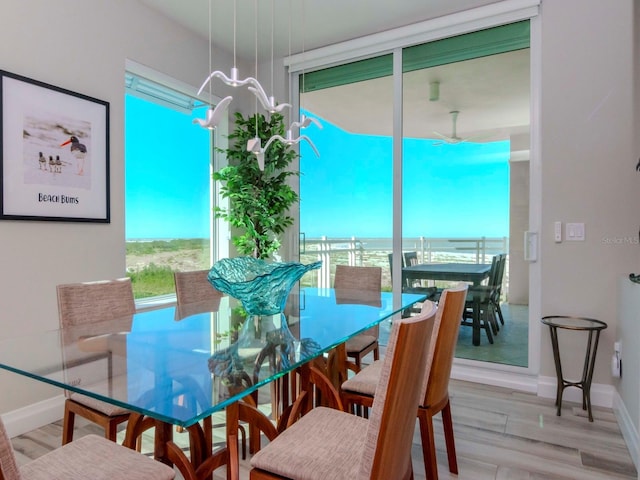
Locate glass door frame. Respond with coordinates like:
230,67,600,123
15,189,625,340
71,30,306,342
287,2,542,378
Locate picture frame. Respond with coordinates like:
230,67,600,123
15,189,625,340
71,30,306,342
0,70,109,222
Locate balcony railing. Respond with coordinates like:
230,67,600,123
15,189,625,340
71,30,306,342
300,235,509,291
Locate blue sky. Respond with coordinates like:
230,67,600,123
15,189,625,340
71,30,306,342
300,112,510,238
125,96,509,240
125,94,211,239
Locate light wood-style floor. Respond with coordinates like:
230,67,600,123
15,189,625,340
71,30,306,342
10,379,637,480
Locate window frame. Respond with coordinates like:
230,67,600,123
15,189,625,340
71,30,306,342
124,60,230,307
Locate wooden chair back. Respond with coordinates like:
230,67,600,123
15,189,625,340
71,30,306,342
174,269,223,305
334,265,381,292
56,278,135,328
359,301,438,480
334,265,382,337
0,415,20,480
422,283,468,409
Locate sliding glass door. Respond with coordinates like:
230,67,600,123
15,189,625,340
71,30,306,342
401,23,530,365
298,21,531,368
298,56,394,289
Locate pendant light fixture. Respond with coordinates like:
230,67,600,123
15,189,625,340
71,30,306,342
247,0,265,170
196,0,279,112
263,0,321,157
193,0,232,130
195,0,319,164
247,0,291,114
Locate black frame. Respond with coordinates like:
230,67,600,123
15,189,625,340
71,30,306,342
0,70,110,222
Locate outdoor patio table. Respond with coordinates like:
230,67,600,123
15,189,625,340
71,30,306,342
403,262,491,286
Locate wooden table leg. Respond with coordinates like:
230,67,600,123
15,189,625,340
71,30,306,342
154,420,173,466
326,343,348,390
123,413,173,466
226,403,240,480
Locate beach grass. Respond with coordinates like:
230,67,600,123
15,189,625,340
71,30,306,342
126,239,210,298
127,263,175,298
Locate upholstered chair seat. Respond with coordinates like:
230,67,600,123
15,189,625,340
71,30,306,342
0,416,175,480
342,284,468,480
249,301,439,480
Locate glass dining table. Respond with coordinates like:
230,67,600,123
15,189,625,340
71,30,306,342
0,287,425,479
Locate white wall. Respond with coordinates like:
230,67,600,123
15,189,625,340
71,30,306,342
539,0,637,386
0,0,242,414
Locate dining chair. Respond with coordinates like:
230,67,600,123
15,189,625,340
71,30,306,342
401,251,440,314
334,264,382,370
386,252,401,283
174,269,223,306
462,254,503,343
0,415,175,480
56,278,136,445
248,301,439,480
491,253,507,325
173,269,251,459
341,283,468,480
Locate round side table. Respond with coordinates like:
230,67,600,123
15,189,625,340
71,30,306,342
541,316,607,422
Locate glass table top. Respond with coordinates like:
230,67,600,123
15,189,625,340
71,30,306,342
0,288,424,427
540,315,608,331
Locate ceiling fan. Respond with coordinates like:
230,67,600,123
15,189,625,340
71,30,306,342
432,110,491,145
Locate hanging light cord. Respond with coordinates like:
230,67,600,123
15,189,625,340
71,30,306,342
288,0,292,106
301,0,306,106
208,0,212,104
270,0,274,97
233,0,237,67
254,0,259,135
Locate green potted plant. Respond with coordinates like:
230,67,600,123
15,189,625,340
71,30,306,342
214,111,299,259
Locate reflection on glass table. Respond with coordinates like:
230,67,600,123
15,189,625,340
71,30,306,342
0,287,424,479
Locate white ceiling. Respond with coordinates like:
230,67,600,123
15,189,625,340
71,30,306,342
138,0,503,60
304,48,530,139
138,0,529,140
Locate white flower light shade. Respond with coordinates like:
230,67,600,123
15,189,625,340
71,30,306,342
246,114,323,170
264,129,320,157
197,68,290,115
246,136,265,170
192,95,233,130
291,114,322,130
196,67,259,94
247,85,291,113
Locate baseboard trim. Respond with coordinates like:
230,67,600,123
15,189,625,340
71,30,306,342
451,366,616,411
1,395,65,439
451,362,538,392
537,375,614,409
613,390,639,470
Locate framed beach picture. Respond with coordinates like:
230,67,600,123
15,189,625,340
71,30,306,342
0,70,109,222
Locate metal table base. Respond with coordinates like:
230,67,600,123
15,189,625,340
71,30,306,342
541,316,607,422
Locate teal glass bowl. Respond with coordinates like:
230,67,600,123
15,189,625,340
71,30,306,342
208,257,322,316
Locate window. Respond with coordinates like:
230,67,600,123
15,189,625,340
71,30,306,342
298,21,531,367
124,73,213,301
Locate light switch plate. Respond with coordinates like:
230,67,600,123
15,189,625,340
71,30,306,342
554,221,562,242
566,222,585,241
